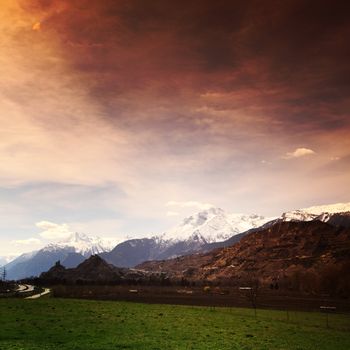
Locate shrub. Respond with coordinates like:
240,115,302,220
203,286,211,293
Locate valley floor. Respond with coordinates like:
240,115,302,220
51,284,350,313
0,298,349,350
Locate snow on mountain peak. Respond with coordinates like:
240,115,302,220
281,210,318,222
163,207,274,243
301,202,350,215
281,202,350,222
44,232,113,257
181,207,225,227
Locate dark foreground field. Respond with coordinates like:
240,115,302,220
51,285,350,312
1,298,350,350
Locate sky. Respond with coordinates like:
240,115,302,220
1,0,350,257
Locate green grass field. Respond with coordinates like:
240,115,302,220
0,298,349,350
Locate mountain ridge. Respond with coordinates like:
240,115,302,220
137,219,350,296
100,207,272,267
5,232,113,280
6,202,350,280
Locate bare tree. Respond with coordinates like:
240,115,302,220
239,229,261,318
240,274,260,318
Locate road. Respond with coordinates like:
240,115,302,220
16,284,51,299
16,284,35,293
25,288,51,299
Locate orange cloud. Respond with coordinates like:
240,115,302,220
284,148,316,160
32,22,41,31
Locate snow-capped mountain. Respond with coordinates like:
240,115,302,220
280,202,350,222
301,202,350,215
5,232,113,280
43,232,113,257
7,202,350,279
163,207,273,243
101,208,273,267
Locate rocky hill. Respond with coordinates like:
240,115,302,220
138,220,350,295
39,255,157,284
40,255,125,283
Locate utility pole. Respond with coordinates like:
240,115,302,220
2,266,6,281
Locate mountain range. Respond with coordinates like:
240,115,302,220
5,233,113,280
5,202,350,280
102,203,350,269
39,210,350,297
100,207,273,267
138,218,350,296
5,207,272,279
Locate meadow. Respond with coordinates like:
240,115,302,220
0,298,349,350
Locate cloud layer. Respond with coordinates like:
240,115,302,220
36,221,73,240
0,0,349,255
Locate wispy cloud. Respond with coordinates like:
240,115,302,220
283,148,316,159
36,221,73,240
11,238,41,245
166,201,214,211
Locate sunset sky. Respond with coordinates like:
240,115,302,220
1,0,349,256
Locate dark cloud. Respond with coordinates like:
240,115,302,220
21,0,350,137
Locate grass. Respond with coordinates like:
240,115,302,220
0,298,349,350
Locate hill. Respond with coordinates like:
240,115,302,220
138,220,350,296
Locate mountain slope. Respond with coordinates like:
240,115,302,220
101,208,272,267
138,219,350,295
201,204,350,253
100,238,160,268
0,256,16,266
3,251,38,272
6,246,79,280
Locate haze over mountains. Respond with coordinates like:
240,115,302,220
0,256,14,266
4,202,350,280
